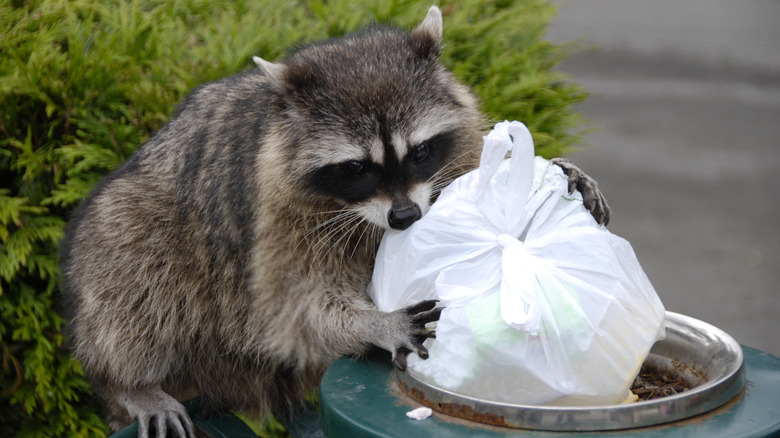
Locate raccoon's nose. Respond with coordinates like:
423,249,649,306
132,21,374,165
388,204,422,230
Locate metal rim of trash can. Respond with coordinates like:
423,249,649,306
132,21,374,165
396,311,746,431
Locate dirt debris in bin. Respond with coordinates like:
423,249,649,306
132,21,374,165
630,363,693,401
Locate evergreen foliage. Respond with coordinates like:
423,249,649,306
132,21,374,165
0,0,587,436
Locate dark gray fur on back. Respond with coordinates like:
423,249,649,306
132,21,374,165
60,70,278,424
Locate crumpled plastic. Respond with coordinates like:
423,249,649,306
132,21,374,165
405,407,433,420
369,121,666,406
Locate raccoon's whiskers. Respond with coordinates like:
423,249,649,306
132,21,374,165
306,208,360,217
326,213,365,260
308,216,358,258
302,211,353,239
427,153,475,197
428,150,475,185
296,209,356,253
368,225,383,256
304,213,366,282
430,169,466,193
306,210,363,267
348,221,375,260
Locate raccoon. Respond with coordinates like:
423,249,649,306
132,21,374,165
60,7,609,437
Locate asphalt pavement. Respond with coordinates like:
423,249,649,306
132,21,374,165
545,0,780,356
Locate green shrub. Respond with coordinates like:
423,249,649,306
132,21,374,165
0,0,587,436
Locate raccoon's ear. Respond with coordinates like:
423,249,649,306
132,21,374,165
252,55,285,83
411,6,443,59
254,55,316,92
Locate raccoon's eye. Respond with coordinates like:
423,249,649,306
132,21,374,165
411,143,429,162
343,160,367,176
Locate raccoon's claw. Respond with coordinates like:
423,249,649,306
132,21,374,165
406,299,443,325
388,300,442,371
392,339,431,371
392,346,413,371
117,388,196,438
404,299,437,314
551,157,611,226
138,410,195,438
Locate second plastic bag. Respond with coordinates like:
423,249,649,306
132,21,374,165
370,121,666,406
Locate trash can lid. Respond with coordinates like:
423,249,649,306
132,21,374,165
320,346,780,437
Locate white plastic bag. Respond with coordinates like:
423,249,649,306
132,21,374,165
369,121,665,406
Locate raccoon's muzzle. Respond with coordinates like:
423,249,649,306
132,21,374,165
388,202,422,230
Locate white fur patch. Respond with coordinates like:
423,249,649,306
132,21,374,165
368,137,385,166
306,134,366,165
354,197,392,229
391,132,408,162
304,108,459,169
405,107,461,149
411,183,433,216
303,134,389,167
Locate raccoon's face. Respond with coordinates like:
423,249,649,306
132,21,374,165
257,7,482,231
305,124,465,231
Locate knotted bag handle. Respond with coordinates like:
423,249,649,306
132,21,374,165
475,121,536,238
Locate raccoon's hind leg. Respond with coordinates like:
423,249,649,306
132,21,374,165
551,158,611,225
115,387,196,438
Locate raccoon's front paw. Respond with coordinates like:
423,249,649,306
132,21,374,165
116,387,196,438
551,158,611,226
384,300,442,371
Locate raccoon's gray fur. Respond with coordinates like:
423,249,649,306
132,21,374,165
61,7,609,437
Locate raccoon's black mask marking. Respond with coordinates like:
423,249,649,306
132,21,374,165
307,129,458,209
